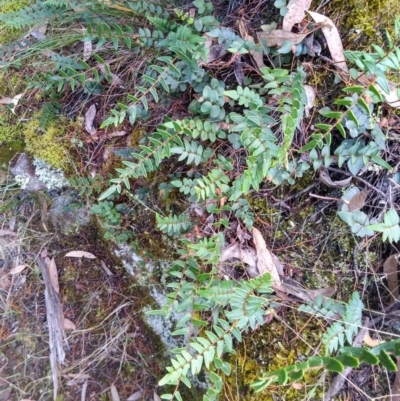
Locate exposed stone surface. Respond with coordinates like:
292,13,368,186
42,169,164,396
9,152,47,191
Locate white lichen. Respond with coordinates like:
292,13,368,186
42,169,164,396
33,158,68,190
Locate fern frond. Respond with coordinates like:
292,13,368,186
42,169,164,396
156,213,192,236
298,295,345,320
0,1,62,29
195,169,230,201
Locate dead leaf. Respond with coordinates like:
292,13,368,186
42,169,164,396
234,58,244,85
63,318,76,331
0,97,13,105
307,11,348,73
348,190,368,212
237,18,264,68
47,257,59,293
207,44,227,62
257,30,308,48
0,229,17,237
363,330,384,347
110,384,120,401
283,0,312,31
83,40,92,61
304,84,315,117
65,250,96,259
99,64,124,86
252,227,281,285
9,264,27,275
292,382,303,390
85,104,97,135
380,79,400,109
319,169,352,189
383,254,400,303
107,130,127,139
153,392,162,401
9,93,24,114
220,243,258,278
127,390,144,401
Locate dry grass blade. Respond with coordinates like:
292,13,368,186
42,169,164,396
37,252,68,400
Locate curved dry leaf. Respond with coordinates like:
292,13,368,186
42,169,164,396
63,318,76,331
85,104,97,135
307,11,348,73
283,0,312,31
383,253,400,303
363,330,384,347
153,392,162,401
9,264,27,275
48,257,59,293
252,227,281,285
65,250,96,259
348,190,368,212
257,30,307,48
319,169,352,188
127,390,144,401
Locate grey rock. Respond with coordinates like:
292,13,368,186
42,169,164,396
9,153,47,191
46,190,91,235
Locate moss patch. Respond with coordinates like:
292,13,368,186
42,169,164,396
22,114,72,169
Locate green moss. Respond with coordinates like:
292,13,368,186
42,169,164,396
329,0,399,47
222,318,326,401
0,0,31,45
23,114,71,169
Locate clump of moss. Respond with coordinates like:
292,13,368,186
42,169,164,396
23,114,71,169
329,0,398,47
0,111,24,145
0,0,31,45
223,318,326,401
